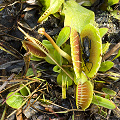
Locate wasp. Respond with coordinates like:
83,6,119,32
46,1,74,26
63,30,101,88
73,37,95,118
80,36,93,72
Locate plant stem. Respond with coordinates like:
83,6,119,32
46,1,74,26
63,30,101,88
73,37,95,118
38,28,72,63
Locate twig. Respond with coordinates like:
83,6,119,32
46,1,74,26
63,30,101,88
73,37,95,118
97,73,120,78
1,104,7,120
102,42,120,61
107,109,111,120
0,1,21,8
0,31,23,41
0,73,15,91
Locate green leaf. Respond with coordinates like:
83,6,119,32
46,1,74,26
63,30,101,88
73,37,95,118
99,61,114,72
42,40,54,49
6,92,24,109
54,50,62,65
81,1,92,6
45,49,62,65
38,0,64,22
42,39,63,65
30,54,41,61
42,40,55,64
20,84,31,96
102,42,110,55
53,65,61,73
63,0,95,33
56,26,71,47
112,49,120,61
57,69,73,99
102,88,116,96
57,69,73,86
44,49,56,64
108,0,119,6
62,44,71,57
92,95,116,109
26,68,34,76
40,0,50,10
99,28,108,38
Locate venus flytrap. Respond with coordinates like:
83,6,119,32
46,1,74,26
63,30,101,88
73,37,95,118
62,0,96,110
18,26,117,111
18,26,73,81
2,0,118,113
16,0,117,111
69,27,93,110
22,40,48,58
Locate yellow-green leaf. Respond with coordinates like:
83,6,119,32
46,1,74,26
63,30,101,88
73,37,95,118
102,88,116,96
99,28,108,38
108,0,119,6
38,0,64,22
56,26,71,47
6,92,24,109
63,0,95,33
102,42,110,55
92,95,116,109
20,84,31,96
99,61,114,72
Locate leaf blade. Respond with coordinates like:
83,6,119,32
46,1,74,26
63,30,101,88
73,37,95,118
56,26,71,47
99,61,114,72
63,0,95,33
92,95,116,109
6,92,24,109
